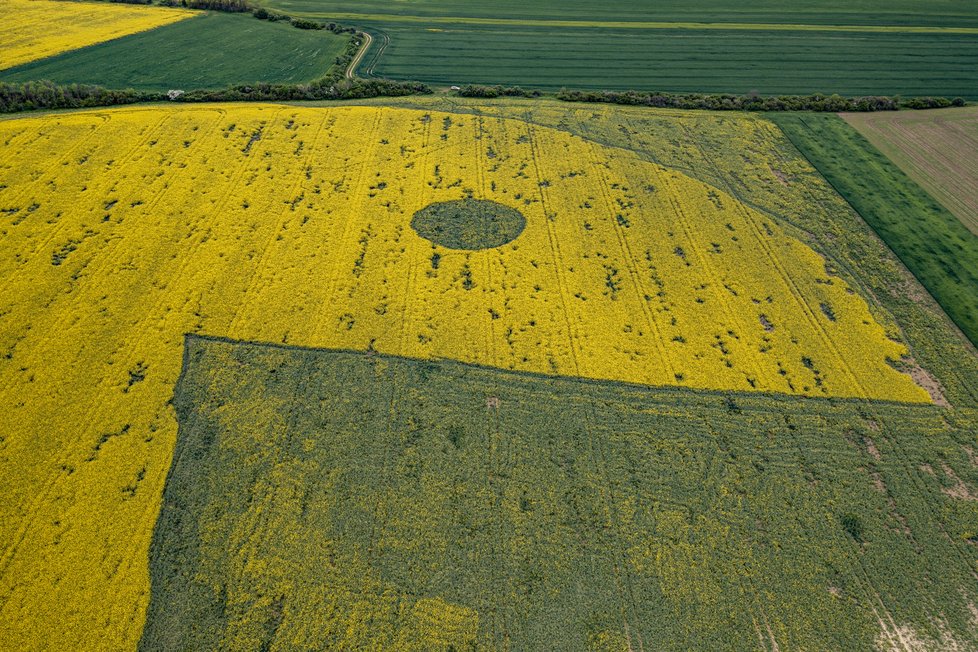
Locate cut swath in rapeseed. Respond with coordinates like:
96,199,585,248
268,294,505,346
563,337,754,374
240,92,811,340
0,103,930,650
0,0,192,71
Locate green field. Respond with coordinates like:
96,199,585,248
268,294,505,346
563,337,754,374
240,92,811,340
772,113,978,351
256,0,978,96
0,12,350,91
843,107,978,235
361,25,978,97
142,333,978,650
265,0,978,27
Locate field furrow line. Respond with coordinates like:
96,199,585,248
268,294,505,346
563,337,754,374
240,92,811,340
226,113,329,336
475,117,498,369
700,418,773,652
579,402,646,652
312,109,384,346
486,388,512,649
524,124,583,377
395,112,430,358
660,174,767,390
586,141,674,383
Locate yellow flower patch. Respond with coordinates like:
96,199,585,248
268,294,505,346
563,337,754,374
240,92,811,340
0,103,929,650
0,0,193,70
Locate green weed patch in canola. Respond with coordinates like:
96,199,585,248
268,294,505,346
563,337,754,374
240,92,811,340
411,199,526,250
142,334,978,651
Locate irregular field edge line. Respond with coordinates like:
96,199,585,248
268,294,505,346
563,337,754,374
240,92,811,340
181,332,943,410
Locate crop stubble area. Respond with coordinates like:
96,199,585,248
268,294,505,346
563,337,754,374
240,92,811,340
2,100,978,649
0,0,192,71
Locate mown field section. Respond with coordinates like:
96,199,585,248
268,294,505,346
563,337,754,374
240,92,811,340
0,0,193,71
842,107,978,235
0,104,929,649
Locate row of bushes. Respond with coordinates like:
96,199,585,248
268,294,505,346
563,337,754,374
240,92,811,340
176,0,359,33
173,78,432,103
553,88,967,112
250,6,357,33
456,85,542,99
0,81,157,113
4,79,968,114
0,77,432,113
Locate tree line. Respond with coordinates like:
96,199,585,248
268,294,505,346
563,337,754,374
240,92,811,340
553,88,967,112
0,77,432,113
5,80,969,115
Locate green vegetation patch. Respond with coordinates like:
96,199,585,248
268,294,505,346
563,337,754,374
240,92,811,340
772,113,978,349
274,0,978,97
141,334,978,650
359,23,978,98
264,0,978,28
411,198,526,250
0,12,350,92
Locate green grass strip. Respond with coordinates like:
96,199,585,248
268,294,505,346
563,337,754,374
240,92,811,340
772,113,978,348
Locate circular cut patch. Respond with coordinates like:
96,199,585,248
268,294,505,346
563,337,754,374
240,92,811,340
411,199,526,250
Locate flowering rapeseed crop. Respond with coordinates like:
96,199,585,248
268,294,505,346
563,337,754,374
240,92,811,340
0,103,931,649
0,0,192,71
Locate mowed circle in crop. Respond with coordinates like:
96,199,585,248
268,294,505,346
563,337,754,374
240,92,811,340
411,199,526,250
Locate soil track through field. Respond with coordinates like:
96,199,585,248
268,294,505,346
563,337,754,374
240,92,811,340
346,30,372,79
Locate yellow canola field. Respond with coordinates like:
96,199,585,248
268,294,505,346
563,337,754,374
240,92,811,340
0,0,192,70
0,104,927,649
